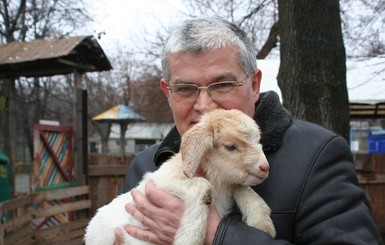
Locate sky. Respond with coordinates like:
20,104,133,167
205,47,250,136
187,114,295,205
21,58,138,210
83,1,385,56
84,0,188,54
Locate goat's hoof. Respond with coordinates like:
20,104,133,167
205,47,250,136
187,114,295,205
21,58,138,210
249,219,276,238
262,222,276,238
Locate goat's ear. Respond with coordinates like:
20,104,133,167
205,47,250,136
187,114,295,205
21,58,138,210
181,123,214,178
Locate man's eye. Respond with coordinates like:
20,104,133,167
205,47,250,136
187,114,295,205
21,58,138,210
175,85,196,93
210,82,236,92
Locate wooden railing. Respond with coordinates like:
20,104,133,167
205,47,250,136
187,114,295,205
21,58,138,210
0,186,90,245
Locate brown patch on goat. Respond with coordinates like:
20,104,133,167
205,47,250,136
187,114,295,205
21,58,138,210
202,189,212,206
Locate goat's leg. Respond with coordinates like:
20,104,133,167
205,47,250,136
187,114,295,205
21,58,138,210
233,186,276,237
158,177,213,245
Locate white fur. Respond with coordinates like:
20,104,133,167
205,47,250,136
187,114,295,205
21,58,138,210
84,109,276,245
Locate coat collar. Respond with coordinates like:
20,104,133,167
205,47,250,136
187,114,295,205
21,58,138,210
154,91,292,166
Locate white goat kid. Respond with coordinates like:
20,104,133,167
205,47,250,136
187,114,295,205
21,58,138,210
84,108,276,245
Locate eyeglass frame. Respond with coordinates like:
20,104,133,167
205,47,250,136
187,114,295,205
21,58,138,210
166,75,250,102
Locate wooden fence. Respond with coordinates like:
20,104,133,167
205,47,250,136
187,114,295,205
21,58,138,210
355,153,385,240
87,155,132,216
0,186,90,245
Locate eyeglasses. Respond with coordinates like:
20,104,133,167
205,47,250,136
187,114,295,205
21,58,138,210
167,75,249,102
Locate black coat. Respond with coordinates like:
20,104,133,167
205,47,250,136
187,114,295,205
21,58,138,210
122,91,383,244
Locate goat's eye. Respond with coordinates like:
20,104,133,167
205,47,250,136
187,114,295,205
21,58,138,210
224,144,238,151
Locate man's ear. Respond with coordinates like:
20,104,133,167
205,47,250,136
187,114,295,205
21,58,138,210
160,79,173,108
160,79,170,97
252,69,262,102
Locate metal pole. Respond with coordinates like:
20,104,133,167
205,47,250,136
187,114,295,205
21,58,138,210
74,71,87,186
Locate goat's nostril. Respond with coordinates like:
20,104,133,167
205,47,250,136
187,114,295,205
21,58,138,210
259,163,269,173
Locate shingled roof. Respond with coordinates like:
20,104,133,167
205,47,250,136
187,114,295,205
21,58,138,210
0,36,112,78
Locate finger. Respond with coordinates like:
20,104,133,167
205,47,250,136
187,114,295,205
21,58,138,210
127,189,158,231
146,181,184,215
143,183,184,231
125,203,169,243
125,203,156,230
146,182,184,226
130,185,182,241
145,181,171,207
124,225,162,244
114,227,125,245
131,188,157,219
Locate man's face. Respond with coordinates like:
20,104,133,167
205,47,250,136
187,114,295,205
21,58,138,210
160,45,262,136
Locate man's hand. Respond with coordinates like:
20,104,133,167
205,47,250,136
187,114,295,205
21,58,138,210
113,181,221,245
117,181,184,245
114,227,125,245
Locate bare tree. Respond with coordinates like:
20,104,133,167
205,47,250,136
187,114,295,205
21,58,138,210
85,70,128,154
181,0,280,58
113,40,173,123
16,76,53,160
341,0,385,58
130,74,173,123
0,0,90,42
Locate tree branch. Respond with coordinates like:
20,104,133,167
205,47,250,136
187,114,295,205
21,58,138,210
257,20,279,59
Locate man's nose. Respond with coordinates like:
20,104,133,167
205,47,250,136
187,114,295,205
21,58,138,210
193,89,217,112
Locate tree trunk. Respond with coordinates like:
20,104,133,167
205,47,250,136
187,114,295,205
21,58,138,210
277,0,350,141
91,122,111,154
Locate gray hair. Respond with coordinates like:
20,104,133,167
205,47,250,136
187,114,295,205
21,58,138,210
161,17,257,81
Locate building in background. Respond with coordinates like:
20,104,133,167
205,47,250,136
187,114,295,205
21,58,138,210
89,123,174,156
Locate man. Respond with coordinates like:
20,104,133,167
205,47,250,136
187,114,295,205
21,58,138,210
115,17,383,244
